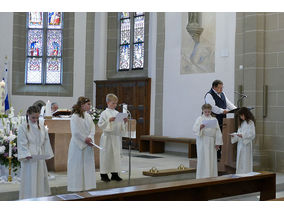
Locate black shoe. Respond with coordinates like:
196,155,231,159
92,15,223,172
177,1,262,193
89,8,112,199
100,174,110,182
111,173,123,181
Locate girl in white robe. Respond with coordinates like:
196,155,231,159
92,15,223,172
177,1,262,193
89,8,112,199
98,93,127,182
193,104,223,179
231,107,255,174
17,106,54,200
67,97,96,192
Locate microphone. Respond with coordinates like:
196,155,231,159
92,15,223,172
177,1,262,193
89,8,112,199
234,91,247,98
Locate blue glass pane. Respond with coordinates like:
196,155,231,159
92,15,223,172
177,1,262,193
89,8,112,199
133,43,144,69
27,30,43,56
120,12,130,19
120,18,130,45
26,57,42,84
134,16,145,43
48,12,63,29
119,45,130,70
46,58,62,84
47,30,62,56
28,12,43,28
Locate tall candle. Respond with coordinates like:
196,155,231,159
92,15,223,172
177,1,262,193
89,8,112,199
45,100,52,117
122,104,128,114
8,131,12,158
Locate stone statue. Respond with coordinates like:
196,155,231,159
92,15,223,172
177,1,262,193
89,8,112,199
186,12,203,43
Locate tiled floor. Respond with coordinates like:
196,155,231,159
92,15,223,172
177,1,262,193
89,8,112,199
0,150,283,201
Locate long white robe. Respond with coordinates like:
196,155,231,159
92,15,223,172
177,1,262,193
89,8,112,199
17,120,54,200
193,115,223,179
231,120,255,174
98,108,126,174
67,112,96,192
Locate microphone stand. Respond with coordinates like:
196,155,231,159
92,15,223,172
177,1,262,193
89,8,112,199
122,106,132,185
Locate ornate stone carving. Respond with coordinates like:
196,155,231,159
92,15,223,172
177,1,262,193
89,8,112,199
186,12,204,43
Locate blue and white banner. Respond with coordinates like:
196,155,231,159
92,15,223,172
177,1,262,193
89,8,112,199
3,62,9,112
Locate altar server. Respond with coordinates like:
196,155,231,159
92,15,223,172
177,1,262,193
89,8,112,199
193,104,223,179
231,107,255,174
67,97,96,191
98,93,127,182
17,105,54,199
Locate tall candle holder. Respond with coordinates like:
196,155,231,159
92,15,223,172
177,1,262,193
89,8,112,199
7,156,13,182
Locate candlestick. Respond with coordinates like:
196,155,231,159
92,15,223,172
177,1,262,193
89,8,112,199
8,156,12,182
45,100,52,119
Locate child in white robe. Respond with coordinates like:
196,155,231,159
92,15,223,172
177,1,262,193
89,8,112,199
17,105,54,199
193,104,223,179
98,93,127,182
231,107,255,174
67,97,96,192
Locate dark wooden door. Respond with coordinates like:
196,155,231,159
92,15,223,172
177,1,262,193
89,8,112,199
94,78,151,150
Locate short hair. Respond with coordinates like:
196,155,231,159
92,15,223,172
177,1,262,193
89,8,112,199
212,80,223,88
106,93,118,103
202,104,212,111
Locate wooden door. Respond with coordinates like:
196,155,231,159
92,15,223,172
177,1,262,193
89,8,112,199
94,78,151,150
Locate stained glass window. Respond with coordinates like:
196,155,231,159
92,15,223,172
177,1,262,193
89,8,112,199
118,12,145,71
26,12,63,85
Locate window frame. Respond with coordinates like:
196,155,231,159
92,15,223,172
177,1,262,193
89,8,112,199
118,12,145,72
25,12,64,85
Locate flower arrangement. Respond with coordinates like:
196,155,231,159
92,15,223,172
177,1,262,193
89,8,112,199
89,107,103,125
0,109,25,176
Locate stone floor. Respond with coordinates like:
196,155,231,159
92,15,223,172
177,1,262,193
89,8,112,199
1,149,284,201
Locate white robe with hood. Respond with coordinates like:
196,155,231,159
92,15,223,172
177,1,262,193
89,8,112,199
67,111,96,192
98,108,126,174
231,120,255,174
17,119,54,200
193,115,223,179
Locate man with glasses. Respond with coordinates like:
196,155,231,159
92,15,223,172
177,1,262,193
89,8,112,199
205,80,237,160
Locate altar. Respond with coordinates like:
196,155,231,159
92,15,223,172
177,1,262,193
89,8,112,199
45,119,102,172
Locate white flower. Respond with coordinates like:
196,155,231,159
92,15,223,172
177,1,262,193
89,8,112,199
0,146,5,154
13,154,18,158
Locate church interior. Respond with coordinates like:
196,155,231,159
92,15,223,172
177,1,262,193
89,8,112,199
1,2,284,206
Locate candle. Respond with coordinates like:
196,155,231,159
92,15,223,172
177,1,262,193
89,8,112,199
122,104,128,114
45,100,52,117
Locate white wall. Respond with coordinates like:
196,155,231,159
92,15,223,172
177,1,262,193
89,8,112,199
93,12,108,106
1,12,88,114
148,13,157,135
163,12,236,153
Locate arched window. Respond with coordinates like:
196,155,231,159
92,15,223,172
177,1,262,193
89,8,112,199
26,12,63,84
118,12,145,71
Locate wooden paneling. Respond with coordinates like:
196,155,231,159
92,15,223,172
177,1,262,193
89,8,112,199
94,78,151,150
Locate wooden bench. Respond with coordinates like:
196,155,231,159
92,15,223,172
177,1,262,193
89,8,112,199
23,171,276,201
139,135,196,158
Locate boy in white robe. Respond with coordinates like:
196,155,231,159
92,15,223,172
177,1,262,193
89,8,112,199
98,93,127,182
17,106,54,199
231,107,255,174
67,97,96,192
193,104,223,179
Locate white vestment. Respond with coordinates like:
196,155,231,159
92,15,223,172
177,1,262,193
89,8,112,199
67,112,96,192
98,108,126,174
17,120,54,200
231,120,255,174
193,115,223,179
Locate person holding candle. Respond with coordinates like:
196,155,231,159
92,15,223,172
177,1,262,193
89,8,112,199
98,93,128,182
67,97,96,192
17,105,54,199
